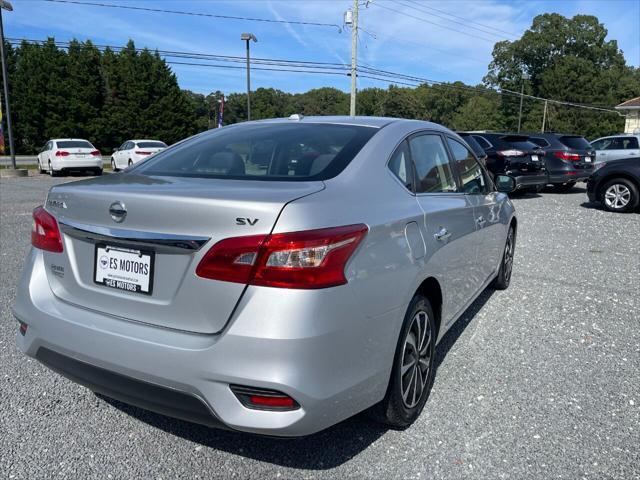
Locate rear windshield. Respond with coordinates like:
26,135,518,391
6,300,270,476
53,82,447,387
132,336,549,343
136,141,167,149
56,140,94,149
558,136,591,150
134,123,377,180
500,136,538,151
458,134,486,157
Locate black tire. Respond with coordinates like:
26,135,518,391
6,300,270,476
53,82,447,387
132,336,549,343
111,158,118,172
369,294,436,429
128,159,133,167
599,178,639,213
38,160,46,174
551,182,575,193
492,225,516,290
48,161,58,177
94,168,103,176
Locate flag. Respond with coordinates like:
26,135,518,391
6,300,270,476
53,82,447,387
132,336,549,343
217,95,225,128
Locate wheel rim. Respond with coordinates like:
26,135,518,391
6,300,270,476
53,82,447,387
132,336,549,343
503,229,515,283
400,310,432,409
604,184,631,209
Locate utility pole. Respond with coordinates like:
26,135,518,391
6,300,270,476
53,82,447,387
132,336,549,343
517,72,529,133
541,100,548,133
0,1,19,174
349,0,358,116
241,33,257,121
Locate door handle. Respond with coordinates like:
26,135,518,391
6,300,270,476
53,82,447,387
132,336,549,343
434,227,451,242
476,216,487,227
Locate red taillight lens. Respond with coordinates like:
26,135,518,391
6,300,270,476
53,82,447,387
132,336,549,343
90,150,101,157
135,151,152,155
31,206,63,253
196,224,368,289
566,171,578,176
55,151,70,157
553,151,580,161
496,149,525,157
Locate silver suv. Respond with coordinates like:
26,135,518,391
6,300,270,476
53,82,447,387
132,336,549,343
14,116,517,436
591,133,640,166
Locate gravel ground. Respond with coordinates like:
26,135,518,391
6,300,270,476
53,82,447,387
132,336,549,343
1,175,639,479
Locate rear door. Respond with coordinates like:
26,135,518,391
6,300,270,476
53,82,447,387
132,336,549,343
446,136,503,283
409,132,480,323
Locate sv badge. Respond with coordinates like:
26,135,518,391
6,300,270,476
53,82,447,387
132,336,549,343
236,217,259,226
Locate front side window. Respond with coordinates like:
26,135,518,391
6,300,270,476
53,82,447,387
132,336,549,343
135,123,377,181
447,138,487,194
409,134,457,193
388,140,413,191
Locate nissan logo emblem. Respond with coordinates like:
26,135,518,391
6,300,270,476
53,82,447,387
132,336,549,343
109,201,127,223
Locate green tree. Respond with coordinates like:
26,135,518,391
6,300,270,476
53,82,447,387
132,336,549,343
451,95,503,131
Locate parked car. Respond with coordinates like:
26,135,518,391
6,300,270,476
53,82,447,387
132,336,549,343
527,133,595,191
590,134,640,167
14,116,517,437
456,132,488,166
37,139,103,176
465,133,547,192
587,157,640,212
111,139,167,171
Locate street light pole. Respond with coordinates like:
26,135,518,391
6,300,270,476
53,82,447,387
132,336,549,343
517,72,529,133
0,0,17,170
241,33,257,121
349,0,358,116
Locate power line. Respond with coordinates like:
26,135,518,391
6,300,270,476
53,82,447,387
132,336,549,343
370,2,498,43
42,0,343,32
400,0,520,39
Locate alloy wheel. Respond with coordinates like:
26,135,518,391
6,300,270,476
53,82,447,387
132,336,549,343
503,229,515,283
400,310,432,409
604,184,631,210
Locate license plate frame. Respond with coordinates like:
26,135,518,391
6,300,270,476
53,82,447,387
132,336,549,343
94,244,155,295
531,155,539,161
584,156,592,163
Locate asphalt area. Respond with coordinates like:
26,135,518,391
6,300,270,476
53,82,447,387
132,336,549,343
1,174,638,479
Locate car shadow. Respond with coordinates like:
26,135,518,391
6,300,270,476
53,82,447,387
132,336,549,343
508,192,542,200
98,289,495,470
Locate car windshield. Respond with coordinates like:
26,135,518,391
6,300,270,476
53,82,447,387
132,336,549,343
559,136,592,150
136,141,167,149
57,140,94,149
135,123,378,181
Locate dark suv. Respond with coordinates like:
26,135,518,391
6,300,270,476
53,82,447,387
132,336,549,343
466,133,548,191
528,133,595,191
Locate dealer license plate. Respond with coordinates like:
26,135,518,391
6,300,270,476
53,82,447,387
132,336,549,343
94,244,154,295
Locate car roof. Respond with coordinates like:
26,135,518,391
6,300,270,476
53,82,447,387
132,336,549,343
248,115,450,132
50,138,92,142
128,139,165,143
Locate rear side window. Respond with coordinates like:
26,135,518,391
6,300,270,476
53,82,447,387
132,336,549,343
472,135,492,150
622,137,639,149
447,138,487,194
56,140,93,149
409,134,456,193
137,141,167,149
388,141,413,191
136,124,377,181
558,136,591,150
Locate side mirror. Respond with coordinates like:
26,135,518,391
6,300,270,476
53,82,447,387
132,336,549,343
112,147,119,153
495,175,516,193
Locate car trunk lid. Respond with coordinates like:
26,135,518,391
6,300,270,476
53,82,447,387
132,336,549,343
43,173,324,334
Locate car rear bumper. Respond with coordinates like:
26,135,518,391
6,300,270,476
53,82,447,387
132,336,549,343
13,248,396,437
548,170,592,184
53,159,103,170
511,172,549,189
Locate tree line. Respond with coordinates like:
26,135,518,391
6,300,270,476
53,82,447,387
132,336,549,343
1,13,638,155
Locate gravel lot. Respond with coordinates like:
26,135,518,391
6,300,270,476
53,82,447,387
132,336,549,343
1,174,639,479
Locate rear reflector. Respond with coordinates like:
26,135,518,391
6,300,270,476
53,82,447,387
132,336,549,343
55,151,70,157
31,206,63,253
230,385,299,411
553,151,581,161
19,321,28,336
90,150,101,157
566,171,578,176
135,151,152,155
196,224,368,289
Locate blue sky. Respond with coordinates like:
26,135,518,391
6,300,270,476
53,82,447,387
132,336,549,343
5,0,640,95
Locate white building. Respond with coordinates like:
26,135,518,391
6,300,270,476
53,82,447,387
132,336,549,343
615,97,640,133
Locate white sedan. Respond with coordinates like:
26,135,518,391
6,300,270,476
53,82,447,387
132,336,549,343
37,139,103,176
111,140,168,171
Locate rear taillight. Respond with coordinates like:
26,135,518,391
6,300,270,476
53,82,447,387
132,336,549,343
135,151,152,155
566,171,578,176
55,151,70,157
496,149,525,157
90,150,101,157
553,151,581,161
31,206,63,253
196,224,368,289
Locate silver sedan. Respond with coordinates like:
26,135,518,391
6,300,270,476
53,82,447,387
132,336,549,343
13,116,517,436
